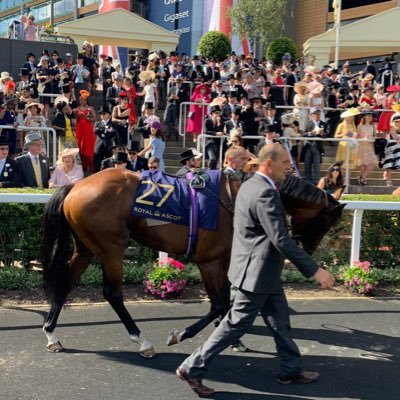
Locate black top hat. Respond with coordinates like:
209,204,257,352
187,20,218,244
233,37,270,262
77,52,84,59
210,105,221,114
180,148,197,164
227,74,235,80
258,123,276,135
351,84,359,90
42,49,49,56
109,138,125,149
265,101,276,110
51,50,59,56
112,152,128,164
0,136,9,146
227,90,237,97
20,67,30,77
233,107,242,116
311,108,322,115
105,56,113,62
250,96,267,105
128,142,140,152
26,52,35,60
144,102,154,110
99,104,111,113
169,51,178,57
56,57,64,64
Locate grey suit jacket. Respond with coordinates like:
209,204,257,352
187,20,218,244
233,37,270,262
228,173,319,294
16,153,50,188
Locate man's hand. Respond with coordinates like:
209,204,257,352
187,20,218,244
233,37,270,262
313,267,335,289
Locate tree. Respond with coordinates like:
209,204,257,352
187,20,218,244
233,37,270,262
266,37,297,65
227,0,287,53
198,31,232,62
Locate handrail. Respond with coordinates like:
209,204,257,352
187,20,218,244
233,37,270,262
0,125,57,166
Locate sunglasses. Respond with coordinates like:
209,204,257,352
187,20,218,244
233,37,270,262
332,167,341,171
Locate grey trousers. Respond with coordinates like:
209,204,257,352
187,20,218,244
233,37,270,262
180,288,302,379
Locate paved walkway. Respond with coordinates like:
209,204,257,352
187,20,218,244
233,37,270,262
1,298,399,400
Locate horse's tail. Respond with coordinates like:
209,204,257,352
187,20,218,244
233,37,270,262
40,184,74,305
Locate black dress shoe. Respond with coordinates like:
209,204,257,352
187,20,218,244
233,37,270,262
277,370,320,384
176,367,215,397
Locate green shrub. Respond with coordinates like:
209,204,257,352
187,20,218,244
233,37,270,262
266,36,297,65
0,267,42,290
198,31,231,62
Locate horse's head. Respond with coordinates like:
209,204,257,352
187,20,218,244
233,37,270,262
278,175,346,255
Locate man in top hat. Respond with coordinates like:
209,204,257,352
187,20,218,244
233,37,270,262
127,142,148,172
265,102,282,135
15,68,38,99
102,56,115,101
52,57,72,96
226,74,248,101
176,148,199,177
137,102,155,142
111,151,129,170
100,138,129,170
256,123,279,153
71,52,90,102
94,104,118,172
204,105,225,170
0,136,21,188
165,75,189,140
155,55,171,110
221,91,239,122
302,109,327,184
204,58,221,83
224,106,246,137
16,133,50,188
106,75,124,107
211,80,227,101
22,52,37,82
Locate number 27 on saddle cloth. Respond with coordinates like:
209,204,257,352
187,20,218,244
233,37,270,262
131,170,221,230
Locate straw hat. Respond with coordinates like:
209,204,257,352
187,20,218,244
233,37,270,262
139,70,156,82
392,103,400,113
25,102,44,110
362,73,374,81
0,71,11,82
57,147,80,164
308,81,324,95
294,81,308,94
209,97,226,107
54,95,69,107
148,52,159,62
340,108,360,118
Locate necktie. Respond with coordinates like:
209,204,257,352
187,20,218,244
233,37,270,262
32,156,43,188
0,160,4,173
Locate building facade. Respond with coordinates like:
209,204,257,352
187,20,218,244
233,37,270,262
0,0,397,61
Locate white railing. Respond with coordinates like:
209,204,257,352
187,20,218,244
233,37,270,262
341,201,400,265
0,193,398,269
0,125,57,166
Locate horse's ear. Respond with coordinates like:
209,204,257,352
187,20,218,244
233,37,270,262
332,185,346,200
330,203,346,217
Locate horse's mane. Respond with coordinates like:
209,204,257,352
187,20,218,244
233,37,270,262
278,175,327,205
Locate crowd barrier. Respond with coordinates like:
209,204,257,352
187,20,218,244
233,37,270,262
0,193,397,267
0,125,57,166
195,133,387,194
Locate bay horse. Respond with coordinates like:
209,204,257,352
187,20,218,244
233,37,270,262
40,168,345,357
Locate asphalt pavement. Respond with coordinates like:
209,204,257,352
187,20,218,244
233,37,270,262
1,298,399,400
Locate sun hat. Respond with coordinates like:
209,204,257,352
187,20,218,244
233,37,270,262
139,70,156,82
340,108,361,118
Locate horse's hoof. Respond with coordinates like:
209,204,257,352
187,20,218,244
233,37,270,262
47,341,64,353
167,330,180,346
139,347,156,358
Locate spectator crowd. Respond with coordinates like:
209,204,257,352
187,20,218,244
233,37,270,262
1,42,400,190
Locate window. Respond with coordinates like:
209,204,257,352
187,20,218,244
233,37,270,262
329,0,390,12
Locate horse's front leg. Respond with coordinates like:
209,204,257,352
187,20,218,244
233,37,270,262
167,260,231,346
100,257,155,358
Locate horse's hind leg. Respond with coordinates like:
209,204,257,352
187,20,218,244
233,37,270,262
167,259,231,345
43,246,93,352
99,253,155,358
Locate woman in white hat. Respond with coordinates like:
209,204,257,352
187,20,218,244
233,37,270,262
309,82,326,121
23,102,47,136
334,108,360,169
48,148,83,188
354,111,378,185
293,81,310,132
137,70,158,114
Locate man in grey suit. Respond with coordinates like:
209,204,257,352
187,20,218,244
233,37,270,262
16,133,50,188
176,143,335,397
